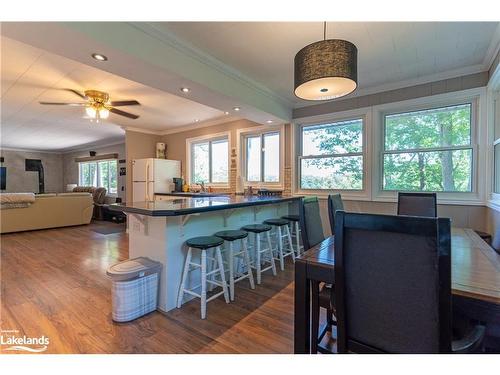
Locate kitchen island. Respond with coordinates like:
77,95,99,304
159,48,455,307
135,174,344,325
110,195,301,312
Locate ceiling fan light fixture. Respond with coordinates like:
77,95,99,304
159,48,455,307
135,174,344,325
99,107,110,119
85,106,97,118
294,26,358,101
91,53,108,62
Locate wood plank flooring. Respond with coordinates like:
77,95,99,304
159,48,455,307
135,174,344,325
0,222,302,354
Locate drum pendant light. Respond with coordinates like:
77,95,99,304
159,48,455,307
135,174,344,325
294,22,358,101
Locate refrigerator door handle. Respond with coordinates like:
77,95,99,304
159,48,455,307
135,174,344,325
146,164,150,201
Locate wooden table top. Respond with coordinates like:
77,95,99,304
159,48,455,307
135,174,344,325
297,228,500,305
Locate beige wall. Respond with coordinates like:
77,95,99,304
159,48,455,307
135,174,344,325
0,149,63,193
62,143,126,199
125,130,162,203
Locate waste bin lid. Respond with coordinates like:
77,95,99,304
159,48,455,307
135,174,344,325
106,257,161,281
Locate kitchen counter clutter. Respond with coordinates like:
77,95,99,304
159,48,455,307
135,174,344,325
109,195,300,216
113,194,301,313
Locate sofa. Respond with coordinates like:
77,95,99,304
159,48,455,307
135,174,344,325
0,193,93,234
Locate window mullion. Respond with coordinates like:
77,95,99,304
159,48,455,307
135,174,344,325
208,141,213,184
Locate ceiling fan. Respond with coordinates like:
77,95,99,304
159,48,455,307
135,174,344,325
39,89,140,122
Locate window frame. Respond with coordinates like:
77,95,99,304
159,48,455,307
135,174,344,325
186,131,231,187
237,124,285,189
490,87,500,208
372,90,485,205
381,102,474,193
294,108,372,200
298,117,365,192
244,131,281,184
78,159,118,196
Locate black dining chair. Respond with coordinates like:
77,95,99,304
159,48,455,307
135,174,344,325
298,197,335,352
327,193,344,235
397,192,437,217
334,211,485,353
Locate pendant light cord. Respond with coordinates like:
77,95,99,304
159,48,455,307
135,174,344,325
323,21,326,40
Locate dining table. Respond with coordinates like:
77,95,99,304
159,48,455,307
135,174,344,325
294,228,500,354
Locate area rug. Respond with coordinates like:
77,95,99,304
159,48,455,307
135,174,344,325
92,224,126,235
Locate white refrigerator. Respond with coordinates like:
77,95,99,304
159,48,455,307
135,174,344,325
132,158,181,202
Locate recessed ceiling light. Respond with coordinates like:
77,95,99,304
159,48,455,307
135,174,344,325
91,53,108,61
233,107,241,111
224,111,229,115
181,87,190,93
195,119,199,122
266,120,273,124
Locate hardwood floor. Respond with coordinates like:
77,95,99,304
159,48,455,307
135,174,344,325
0,222,302,354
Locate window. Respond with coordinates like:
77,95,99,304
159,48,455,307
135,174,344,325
191,137,229,184
382,104,473,192
494,92,500,195
245,132,280,183
79,159,117,194
299,118,364,190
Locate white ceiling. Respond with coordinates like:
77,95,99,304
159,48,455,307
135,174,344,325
160,22,500,106
0,36,225,152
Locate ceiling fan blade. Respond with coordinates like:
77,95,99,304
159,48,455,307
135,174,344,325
63,88,87,99
110,107,139,119
39,102,87,106
109,100,141,106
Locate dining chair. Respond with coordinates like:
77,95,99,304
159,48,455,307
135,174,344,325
397,192,437,217
298,197,335,352
334,211,485,353
327,193,344,235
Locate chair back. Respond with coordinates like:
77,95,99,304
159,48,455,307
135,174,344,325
334,211,452,353
397,192,437,217
298,197,325,250
327,193,344,235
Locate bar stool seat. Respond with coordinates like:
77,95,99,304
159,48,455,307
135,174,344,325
282,214,299,221
242,224,272,233
264,218,289,226
214,230,248,241
186,236,224,249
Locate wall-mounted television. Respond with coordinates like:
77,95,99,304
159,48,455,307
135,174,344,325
0,167,6,190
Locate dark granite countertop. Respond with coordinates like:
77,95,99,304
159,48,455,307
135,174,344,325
155,192,229,198
109,195,301,217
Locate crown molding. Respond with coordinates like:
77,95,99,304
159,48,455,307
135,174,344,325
129,22,294,109
484,23,500,70
61,139,126,154
160,115,241,135
0,146,62,154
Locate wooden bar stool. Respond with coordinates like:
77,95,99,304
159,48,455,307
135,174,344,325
282,214,303,257
177,236,230,319
214,230,255,301
242,224,277,284
264,218,295,271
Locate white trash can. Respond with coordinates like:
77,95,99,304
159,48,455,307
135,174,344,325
106,257,162,322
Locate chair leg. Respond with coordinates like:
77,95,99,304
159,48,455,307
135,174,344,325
200,249,207,319
215,246,230,304
256,233,262,284
295,221,301,257
228,241,235,301
277,226,285,271
177,247,192,308
285,224,295,263
266,231,277,276
311,280,320,354
242,237,255,289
